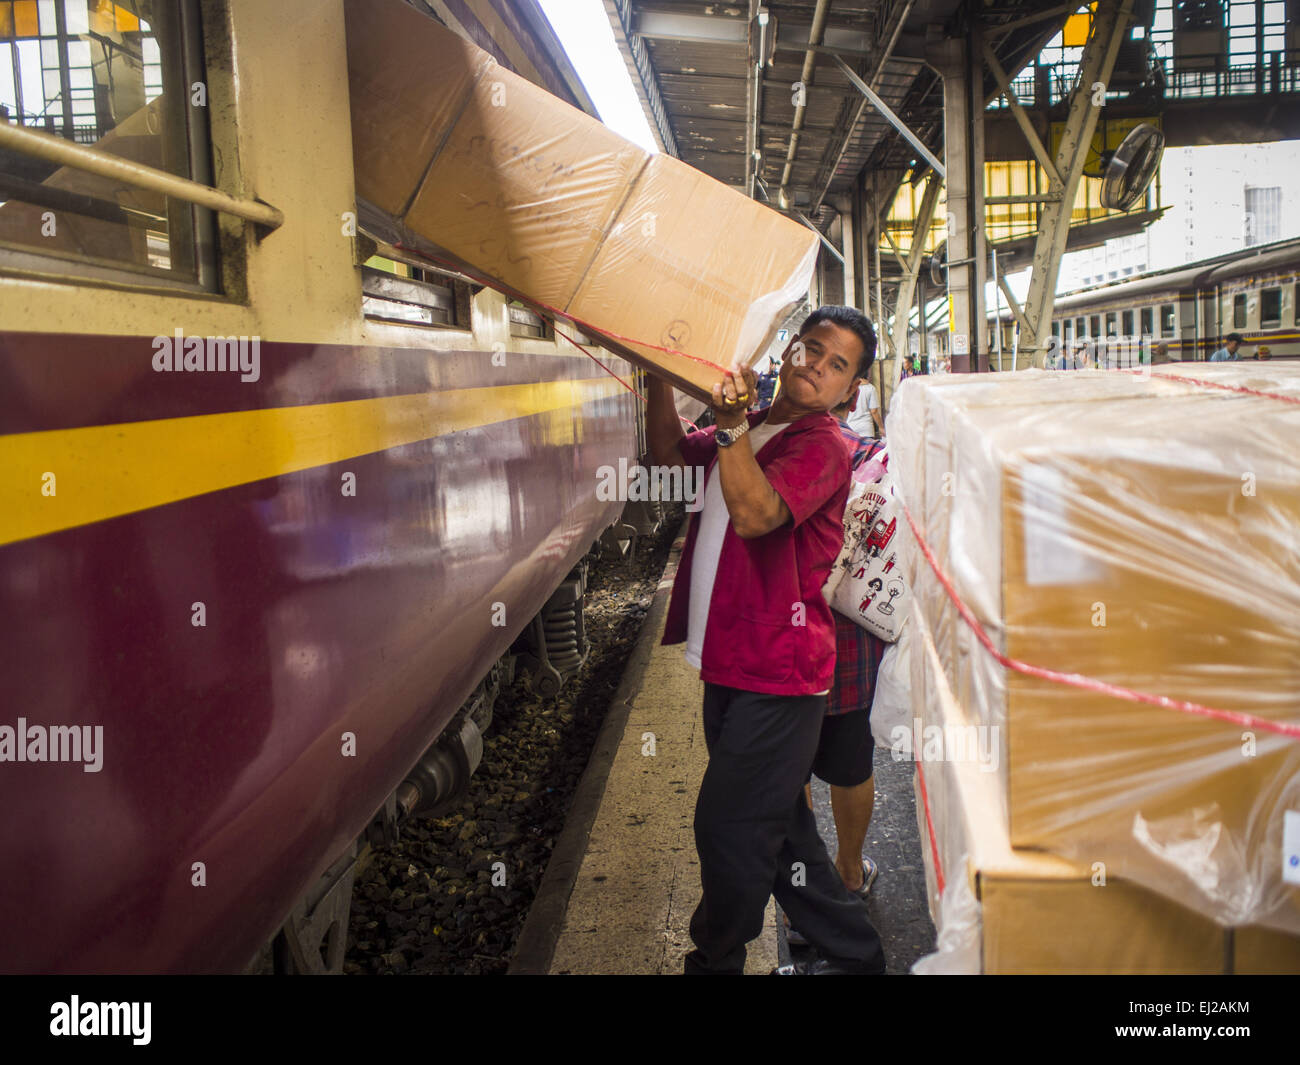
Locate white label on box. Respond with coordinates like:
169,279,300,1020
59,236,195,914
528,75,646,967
1020,463,1105,587
952,333,969,355
1284,810,1300,886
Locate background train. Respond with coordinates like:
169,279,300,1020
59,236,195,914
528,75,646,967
0,0,656,973
990,236,1300,362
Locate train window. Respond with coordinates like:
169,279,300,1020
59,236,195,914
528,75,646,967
1062,318,1073,344
1295,283,1299,326
1104,311,1117,336
1232,293,1247,329
1140,307,1154,336
1160,303,1175,335
1122,309,1134,336
1075,316,1085,338
0,0,214,289
361,261,460,327
1089,315,1101,338
1051,320,1060,339
1260,288,1280,328
508,300,551,340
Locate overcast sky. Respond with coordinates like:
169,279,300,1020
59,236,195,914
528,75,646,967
537,0,659,153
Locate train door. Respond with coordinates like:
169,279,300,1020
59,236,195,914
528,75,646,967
1197,290,1216,361
1179,295,1197,361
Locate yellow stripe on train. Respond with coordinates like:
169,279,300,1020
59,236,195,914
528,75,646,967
0,377,625,547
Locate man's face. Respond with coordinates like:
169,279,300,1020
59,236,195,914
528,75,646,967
778,320,864,412
1227,339,1240,353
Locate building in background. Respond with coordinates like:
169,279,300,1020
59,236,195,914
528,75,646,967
1053,140,1300,293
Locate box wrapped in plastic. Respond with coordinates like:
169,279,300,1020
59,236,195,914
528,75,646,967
889,364,1300,944
908,603,1300,973
345,0,818,402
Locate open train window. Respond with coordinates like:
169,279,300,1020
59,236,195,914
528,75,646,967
1121,309,1134,336
0,0,215,290
1260,287,1281,329
1104,311,1117,336
1075,316,1085,338
1160,303,1175,336
508,300,551,340
1232,293,1247,330
362,259,464,327
1062,318,1073,344
1089,315,1101,338
1140,306,1153,337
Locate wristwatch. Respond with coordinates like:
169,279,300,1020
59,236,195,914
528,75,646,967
716,420,751,448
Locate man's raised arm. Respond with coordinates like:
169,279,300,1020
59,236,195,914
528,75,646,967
647,376,687,470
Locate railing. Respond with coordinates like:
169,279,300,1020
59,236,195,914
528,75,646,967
0,118,283,231
986,50,1300,111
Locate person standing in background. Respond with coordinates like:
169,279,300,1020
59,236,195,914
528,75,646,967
1210,333,1244,362
846,377,883,439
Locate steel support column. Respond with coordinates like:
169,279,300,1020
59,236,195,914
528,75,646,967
891,174,942,392
1020,0,1132,367
835,195,857,310
928,33,983,372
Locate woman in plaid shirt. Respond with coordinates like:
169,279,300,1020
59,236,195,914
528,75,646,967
800,396,888,907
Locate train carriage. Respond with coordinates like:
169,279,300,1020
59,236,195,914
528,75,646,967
990,236,1300,363
0,0,646,973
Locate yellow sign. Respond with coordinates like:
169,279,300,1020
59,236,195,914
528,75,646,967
1049,115,1162,173
1062,4,1097,48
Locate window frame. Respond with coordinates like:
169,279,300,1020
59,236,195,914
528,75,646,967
1140,306,1154,337
0,0,219,294
361,265,464,329
1260,286,1281,329
508,300,552,341
1232,292,1247,330
1160,302,1176,336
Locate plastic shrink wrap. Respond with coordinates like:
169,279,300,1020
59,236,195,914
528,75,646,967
890,364,1300,973
344,0,818,402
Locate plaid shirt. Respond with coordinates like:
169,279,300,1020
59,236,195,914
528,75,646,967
827,421,888,716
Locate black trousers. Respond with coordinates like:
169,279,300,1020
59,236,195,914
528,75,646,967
684,683,886,974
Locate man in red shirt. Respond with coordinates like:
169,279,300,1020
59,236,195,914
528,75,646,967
647,305,887,975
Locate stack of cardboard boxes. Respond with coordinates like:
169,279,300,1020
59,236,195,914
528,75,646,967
890,364,1300,973
345,0,818,402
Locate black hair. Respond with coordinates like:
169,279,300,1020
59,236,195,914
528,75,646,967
1226,332,1243,343
799,305,877,378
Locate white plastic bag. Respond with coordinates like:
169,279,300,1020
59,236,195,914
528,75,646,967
870,615,913,750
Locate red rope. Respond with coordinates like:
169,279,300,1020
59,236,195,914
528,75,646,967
552,322,700,433
915,759,946,897
1106,365,1300,407
1147,369,1300,408
899,499,1300,741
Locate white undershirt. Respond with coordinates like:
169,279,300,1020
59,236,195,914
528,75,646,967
684,420,790,669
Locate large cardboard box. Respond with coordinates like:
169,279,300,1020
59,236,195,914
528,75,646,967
910,605,1300,973
345,0,818,401
892,364,1300,937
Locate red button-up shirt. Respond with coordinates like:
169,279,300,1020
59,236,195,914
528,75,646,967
662,408,850,696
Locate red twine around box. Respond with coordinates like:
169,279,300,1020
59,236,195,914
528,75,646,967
898,498,1300,741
